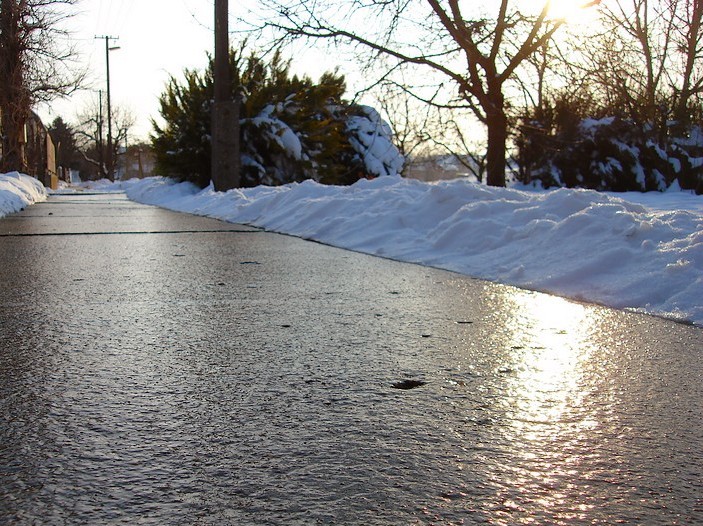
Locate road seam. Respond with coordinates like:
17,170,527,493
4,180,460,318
0,229,262,237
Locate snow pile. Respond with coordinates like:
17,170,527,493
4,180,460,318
123,176,703,326
0,172,48,218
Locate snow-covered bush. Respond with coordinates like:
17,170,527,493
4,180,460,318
516,114,703,194
153,49,403,188
346,105,404,178
0,172,48,217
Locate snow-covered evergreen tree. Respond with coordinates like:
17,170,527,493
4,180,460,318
152,49,403,188
515,105,703,194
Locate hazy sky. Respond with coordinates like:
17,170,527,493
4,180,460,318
41,0,337,141
39,0,592,142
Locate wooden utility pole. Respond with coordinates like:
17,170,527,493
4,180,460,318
211,0,240,191
97,89,104,176
105,36,114,180
96,35,119,180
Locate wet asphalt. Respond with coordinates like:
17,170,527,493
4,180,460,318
0,192,702,525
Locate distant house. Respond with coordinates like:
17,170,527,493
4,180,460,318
26,111,58,189
119,143,156,180
405,155,478,182
0,109,58,189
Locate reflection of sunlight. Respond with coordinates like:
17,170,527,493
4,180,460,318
483,290,609,522
502,291,597,437
483,291,602,522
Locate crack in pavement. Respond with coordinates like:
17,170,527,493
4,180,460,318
0,229,261,237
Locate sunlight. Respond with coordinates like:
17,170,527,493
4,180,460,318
483,290,604,518
548,0,595,23
500,291,598,434
523,0,601,26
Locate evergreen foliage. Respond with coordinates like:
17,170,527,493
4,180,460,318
152,64,212,187
514,95,703,194
152,48,401,188
47,116,80,171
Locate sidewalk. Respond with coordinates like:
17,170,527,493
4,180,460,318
1,193,702,525
0,192,260,236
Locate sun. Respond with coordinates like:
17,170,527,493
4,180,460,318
547,0,601,24
523,0,601,26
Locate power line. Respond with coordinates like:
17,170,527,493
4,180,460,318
95,1,105,35
180,0,214,31
114,0,137,36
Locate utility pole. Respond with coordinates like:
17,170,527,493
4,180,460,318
211,0,240,191
123,128,128,180
97,90,104,177
96,35,119,181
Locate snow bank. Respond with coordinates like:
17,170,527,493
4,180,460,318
124,176,703,326
0,172,48,218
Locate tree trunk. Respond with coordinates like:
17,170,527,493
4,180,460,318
1,109,28,173
674,0,703,127
0,0,29,174
485,108,508,187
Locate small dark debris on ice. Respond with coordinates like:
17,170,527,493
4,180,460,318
391,379,426,390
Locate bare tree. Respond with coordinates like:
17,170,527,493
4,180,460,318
368,78,434,162
567,0,703,129
592,0,675,121
74,96,134,180
0,0,83,173
253,0,599,186
671,0,703,124
372,80,488,180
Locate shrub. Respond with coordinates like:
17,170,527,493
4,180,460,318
516,110,703,194
152,48,403,188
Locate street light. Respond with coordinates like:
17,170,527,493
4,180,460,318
106,43,120,181
96,35,120,180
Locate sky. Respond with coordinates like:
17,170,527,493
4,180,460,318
40,0,340,141
37,0,601,144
